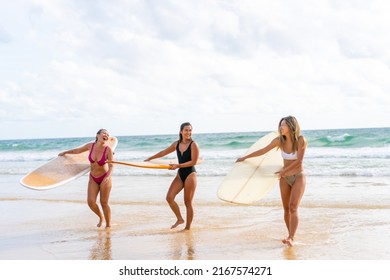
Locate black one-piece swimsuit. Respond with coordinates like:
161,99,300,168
176,141,196,183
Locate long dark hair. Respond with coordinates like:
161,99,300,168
95,128,107,142
179,122,192,143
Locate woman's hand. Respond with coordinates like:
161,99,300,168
102,175,111,185
275,168,285,179
236,157,246,163
169,164,180,170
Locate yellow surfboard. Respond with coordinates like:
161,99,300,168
109,158,203,169
109,160,171,169
217,132,283,204
20,137,118,190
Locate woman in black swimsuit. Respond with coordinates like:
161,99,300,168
145,122,200,230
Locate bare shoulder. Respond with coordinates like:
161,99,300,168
83,142,94,150
298,135,307,147
191,140,200,150
191,140,199,147
271,137,281,147
172,140,179,146
168,140,179,150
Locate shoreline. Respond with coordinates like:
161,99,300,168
1,174,390,260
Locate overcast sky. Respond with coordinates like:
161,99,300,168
1,0,390,140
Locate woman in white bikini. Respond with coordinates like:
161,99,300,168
236,116,307,246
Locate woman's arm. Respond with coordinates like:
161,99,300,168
236,137,279,162
145,141,177,161
58,143,91,156
106,146,114,177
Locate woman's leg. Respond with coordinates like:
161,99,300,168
87,177,104,227
100,177,112,228
183,173,197,230
279,178,291,240
286,174,306,246
166,175,184,229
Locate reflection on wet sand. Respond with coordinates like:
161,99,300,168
283,246,298,260
89,229,112,260
170,230,195,260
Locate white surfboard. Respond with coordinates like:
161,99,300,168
20,137,118,190
217,132,283,204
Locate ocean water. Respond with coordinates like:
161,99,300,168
1,127,390,178
1,127,390,260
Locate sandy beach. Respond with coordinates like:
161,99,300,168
1,173,390,260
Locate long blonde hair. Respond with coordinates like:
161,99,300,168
278,116,300,152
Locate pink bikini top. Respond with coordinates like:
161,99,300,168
88,143,108,166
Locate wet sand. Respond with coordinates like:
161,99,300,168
1,174,390,260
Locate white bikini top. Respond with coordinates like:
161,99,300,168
281,150,297,160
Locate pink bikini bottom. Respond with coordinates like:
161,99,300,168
90,171,109,185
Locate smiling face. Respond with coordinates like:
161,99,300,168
180,125,192,141
279,120,290,136
96,129,109,142
278,116,300,152
279,116,299,138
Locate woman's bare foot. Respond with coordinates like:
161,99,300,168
282,236,294,246
171,219,184,229
285,238,294,247
97,217,104,228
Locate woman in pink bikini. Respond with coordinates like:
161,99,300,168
59,129,114,228
236,116,307,246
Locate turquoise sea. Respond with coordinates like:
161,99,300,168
1,127,390,178
1,127,390,260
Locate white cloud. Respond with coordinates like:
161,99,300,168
1,0,390,139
